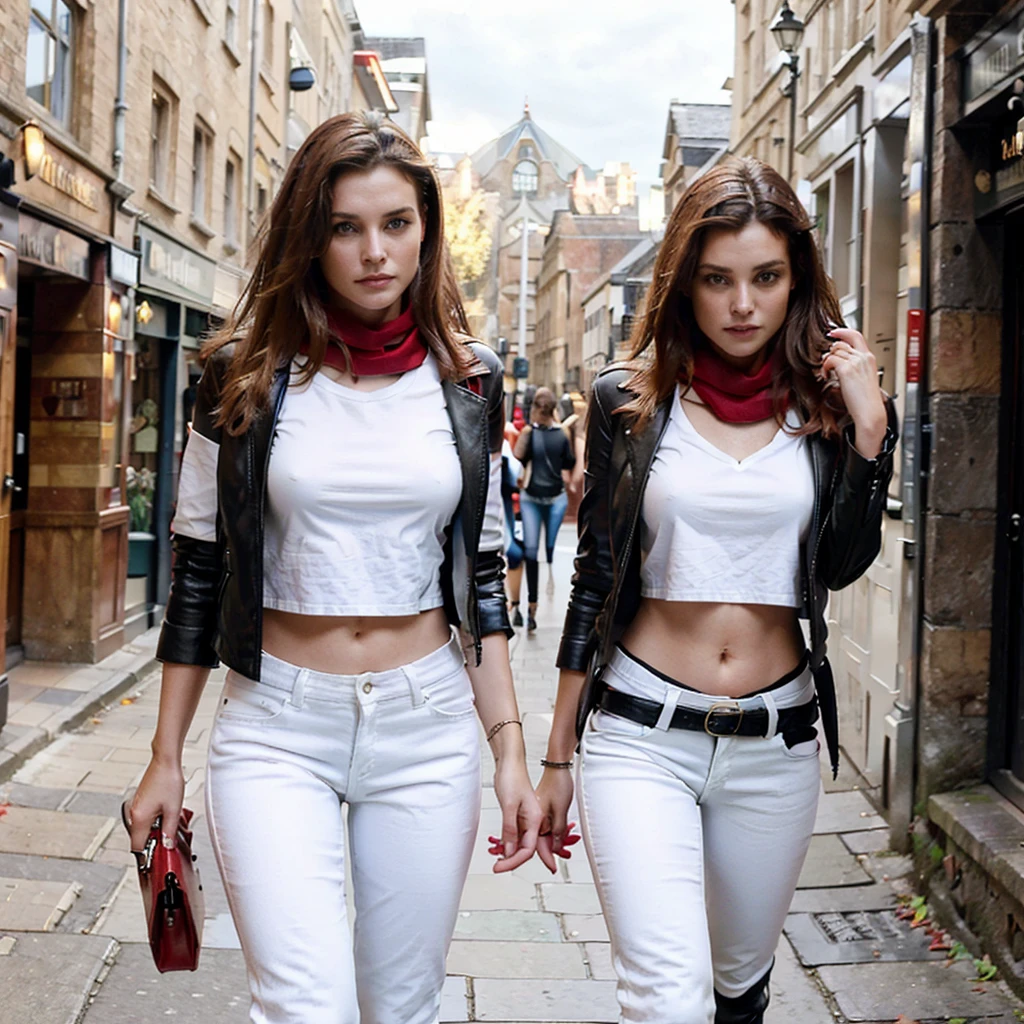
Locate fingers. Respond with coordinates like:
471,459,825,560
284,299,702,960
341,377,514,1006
536,834,558,874
826,327,869,352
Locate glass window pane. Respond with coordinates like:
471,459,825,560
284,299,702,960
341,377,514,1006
31,1,51,24
25,15,49,106
52,38,69,121
56,0,72,42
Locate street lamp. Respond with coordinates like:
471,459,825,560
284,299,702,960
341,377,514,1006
770,1,805,181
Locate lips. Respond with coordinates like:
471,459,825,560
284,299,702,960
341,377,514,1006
357,275,395,285
724,325,759,335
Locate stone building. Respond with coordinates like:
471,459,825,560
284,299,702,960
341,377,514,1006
0,0,393,720
533,211,644,393
730,0,1024,997
362,36,430,147
660,102,731,211
570,161,639,215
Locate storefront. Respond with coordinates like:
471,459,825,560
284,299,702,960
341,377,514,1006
128,224,217,637
955,1,1024,810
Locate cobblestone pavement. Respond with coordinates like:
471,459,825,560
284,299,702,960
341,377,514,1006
1,540,1023,1022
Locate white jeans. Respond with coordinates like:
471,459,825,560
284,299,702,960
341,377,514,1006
577,646,822,1024
205,634,481,1024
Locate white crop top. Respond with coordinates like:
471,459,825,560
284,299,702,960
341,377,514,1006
640,386,814,607
262,353,462,616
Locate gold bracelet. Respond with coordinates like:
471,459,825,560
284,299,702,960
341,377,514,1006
540,758,574,770
486,719,522,743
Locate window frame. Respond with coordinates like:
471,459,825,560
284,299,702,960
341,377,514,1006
25,0,75,126
191,119,215,228
149,79,178,201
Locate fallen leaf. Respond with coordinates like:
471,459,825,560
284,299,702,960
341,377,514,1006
894,1016,921,1023
119,697,135,705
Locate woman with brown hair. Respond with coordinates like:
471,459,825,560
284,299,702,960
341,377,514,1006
536,157,898,1023
126,112,542,1024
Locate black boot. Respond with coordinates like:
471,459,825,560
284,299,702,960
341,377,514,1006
714,961,772,1024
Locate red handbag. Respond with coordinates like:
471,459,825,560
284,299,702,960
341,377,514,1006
121,803,205,972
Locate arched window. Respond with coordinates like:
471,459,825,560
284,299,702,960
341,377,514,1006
520,143,535,158
512,159,538,195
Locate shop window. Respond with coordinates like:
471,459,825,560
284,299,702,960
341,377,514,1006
25,0,74,124
191,121,214,226
512,160,538,195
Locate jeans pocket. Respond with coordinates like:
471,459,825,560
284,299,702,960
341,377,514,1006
217,672,288,724
422,667,476,719
781,725,820,759
589,708,654,739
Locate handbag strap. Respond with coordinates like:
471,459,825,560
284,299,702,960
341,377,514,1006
534,427,559,481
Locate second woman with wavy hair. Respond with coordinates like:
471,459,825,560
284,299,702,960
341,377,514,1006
536,157,898,1023
127,113,542,1024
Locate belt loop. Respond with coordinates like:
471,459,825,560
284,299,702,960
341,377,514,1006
761,691,779,738
404,666,425,708
655,684,683,731
290,668,309,710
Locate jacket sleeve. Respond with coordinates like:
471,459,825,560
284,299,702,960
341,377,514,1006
155,355,227,668
556,380,616,671
817,395,900,592
473,345,514,640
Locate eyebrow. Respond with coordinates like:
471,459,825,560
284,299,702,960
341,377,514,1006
331,206,415,221
698,259,787,273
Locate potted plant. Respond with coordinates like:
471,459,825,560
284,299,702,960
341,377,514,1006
126,466,157,577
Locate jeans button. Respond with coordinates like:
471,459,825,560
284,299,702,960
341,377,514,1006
362,680,373,694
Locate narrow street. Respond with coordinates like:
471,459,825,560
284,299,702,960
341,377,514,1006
0,540,1020,1022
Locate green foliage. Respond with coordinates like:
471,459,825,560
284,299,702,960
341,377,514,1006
972,954,998,982
126,466,155,532
444,190,492,286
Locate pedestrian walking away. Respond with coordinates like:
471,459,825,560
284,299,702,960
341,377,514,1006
514,386,577,631
125,112,542,1024
536,157,899,1024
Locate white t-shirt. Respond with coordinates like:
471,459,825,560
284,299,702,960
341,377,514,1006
262,353,462,616
640,386,814,607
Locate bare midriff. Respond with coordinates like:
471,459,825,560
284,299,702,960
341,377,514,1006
619,598,806,698
261,605,452,675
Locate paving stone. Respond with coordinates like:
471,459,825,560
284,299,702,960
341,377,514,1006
32,688,84,706
0,806,116,860
447,939,588,978
562,913,610,942
766,937,833,1023
474,977,619,1021
0,876,81,931
63,790,128,818
0,932,116,1024
583,941,615,980
453,909,562,942
797,834,874,888
840,828,893,855
539,882,602,915
816,960,1015,1021
0,852,123,935
1,782,70,810
439,974,468,1022
857,851,914,885
561,852,594,884
789,884,898,913
814,790,886,833
459,872,538,911
202,910,242,950
784,909,943,965
81,943,250,1023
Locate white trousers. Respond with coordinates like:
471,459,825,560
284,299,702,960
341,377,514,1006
205,635,481,1024
577,646,822,1024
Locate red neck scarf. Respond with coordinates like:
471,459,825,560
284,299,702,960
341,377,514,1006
303,305,428,379
683,343,784,423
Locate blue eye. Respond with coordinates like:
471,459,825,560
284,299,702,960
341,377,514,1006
757,271,781,284
333,222,356,234
387,218,411,231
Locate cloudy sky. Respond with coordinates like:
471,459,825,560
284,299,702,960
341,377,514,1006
360,1,736,188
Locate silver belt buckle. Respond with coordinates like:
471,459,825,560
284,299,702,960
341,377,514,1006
704,701,744,737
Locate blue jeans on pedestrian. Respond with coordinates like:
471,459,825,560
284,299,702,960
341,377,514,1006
520,491,568,603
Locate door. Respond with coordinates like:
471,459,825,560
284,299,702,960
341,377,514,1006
991,210,1024,799
0,307,16,667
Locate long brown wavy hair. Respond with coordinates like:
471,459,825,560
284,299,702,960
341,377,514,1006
622,156,845,437
208,112,475,434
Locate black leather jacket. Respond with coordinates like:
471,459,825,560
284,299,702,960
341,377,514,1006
556,366,899,776
156,341,513,680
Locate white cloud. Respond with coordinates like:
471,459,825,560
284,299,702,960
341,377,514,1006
360,1,735,185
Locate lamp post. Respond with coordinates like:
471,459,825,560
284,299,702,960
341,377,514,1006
770,0,805,182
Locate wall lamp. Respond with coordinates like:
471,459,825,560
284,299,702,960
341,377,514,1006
22,121,45,180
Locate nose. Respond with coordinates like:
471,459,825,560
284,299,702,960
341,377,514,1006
731,282,754,318
363,230,386,266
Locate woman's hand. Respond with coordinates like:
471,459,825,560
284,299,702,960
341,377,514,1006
819,328,888,458
534,767,580,874
489,758,542,873
125,755,185,854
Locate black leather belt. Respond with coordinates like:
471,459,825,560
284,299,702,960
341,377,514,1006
596,686,819,738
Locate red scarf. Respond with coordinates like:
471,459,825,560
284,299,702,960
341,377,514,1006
683,343,784,423
302,305,428,379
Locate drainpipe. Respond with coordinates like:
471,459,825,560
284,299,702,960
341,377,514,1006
108,0,132,236
246,0,262,246
885,12,932,853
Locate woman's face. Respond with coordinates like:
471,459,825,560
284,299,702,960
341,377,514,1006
690,221,794,371
320,165,426,325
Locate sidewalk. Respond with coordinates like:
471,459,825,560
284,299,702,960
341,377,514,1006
0,544,1022,1022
